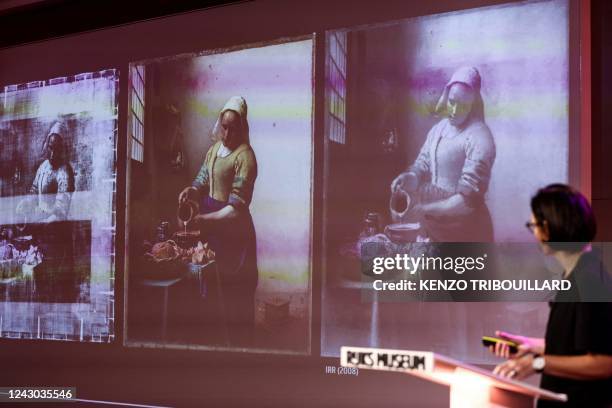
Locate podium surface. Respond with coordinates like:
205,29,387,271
341,346,567,408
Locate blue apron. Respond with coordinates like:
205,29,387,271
199,195,258,289
199,195,258,345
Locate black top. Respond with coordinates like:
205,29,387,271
538,250,612,408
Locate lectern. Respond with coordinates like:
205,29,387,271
341,346,567,408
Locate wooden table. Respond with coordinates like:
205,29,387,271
139,261,228,346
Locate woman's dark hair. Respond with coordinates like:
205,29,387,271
530,184,596,252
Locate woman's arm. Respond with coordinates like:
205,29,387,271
180,147,215,204
49,165,75,222
391,126,441,193
413,128,495,219
544,353,612,380
407,127,439,187
494,352,612,381
193,205,239,227
417,193,472,217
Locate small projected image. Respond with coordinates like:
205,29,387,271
0,69,118,342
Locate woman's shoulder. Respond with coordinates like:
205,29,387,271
232,144,257,170
208,141,223,152
463,120,495,153
430,118,449,133
431,118,492,139
37,159,52,171
204,141,222,158
572,248,612,301
575,248,605,273
464,119,493,138
234,143,256,158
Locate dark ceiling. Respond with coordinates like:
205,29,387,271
0,0,241,49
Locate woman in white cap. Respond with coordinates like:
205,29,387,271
21,121,77,302
391,66,496,242
178,96,258,346
30,121,75,223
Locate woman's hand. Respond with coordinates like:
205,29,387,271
493,353,536,380
489,330,545,359
391,172,418,193
178,186,197,205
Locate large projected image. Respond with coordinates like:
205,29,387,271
0,70,118,341
322,0,570,361
126,39,313,352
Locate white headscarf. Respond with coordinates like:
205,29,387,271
212,96,250,146
41,121,67,156
434,66,484,122
48,121,66,136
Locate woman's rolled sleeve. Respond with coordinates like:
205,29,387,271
408,128,435,185
192,147,213,194
53,166,75,219
457,127,496,206
228,148,257,211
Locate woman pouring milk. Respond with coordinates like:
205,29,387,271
391,66,496,242
178,96,258,346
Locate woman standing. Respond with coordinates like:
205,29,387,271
24,122,77,302
178,96,258,347
491,184,612,407
391,66,496,242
